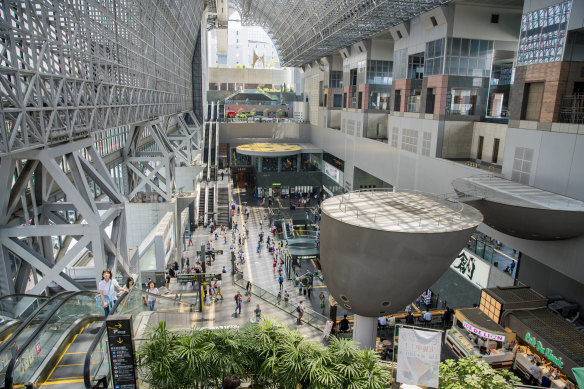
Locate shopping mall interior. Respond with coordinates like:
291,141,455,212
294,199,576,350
1,0,584,388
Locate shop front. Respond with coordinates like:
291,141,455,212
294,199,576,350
446,307,516,368
504,309,582,388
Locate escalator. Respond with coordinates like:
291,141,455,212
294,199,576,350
0,295,51,348
1,287,197,389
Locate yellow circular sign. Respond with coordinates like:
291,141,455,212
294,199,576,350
236,143,302,154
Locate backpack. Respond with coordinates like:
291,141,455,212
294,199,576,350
296,306,301,313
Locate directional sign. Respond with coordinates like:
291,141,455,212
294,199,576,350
176,273,222,283
106,315,137,389
196,250,224,255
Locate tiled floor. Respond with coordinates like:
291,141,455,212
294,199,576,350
168,178,324,341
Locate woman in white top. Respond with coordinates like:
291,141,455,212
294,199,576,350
147,281,159,311
98,269,126,318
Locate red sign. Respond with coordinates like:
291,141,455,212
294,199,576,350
35,342,41,355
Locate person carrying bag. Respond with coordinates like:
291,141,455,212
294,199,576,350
97,269,125,318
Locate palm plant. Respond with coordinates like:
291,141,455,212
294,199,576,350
137,322,181,389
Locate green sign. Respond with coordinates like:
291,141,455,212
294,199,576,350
525,332,564,368
272,183,281,186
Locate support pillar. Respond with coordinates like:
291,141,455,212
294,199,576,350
277,157,282,172
257,157,263,173
353,315,377,349
297,154,301,172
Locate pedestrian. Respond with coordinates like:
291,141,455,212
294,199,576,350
298,280,303,295
254,304,262,322
278,274,284,290
246,281,252,302
144,277,152,291
215,279,223,300
221,171,224,180
273,259,277,272
222,265,227,273
98,268,125,318
146,281,159,311
125,277,135,291
185,257,190,268
208,284,215,303
319,291,325,309
307,284,312,298
234,290,242,315
406,311,415,325
296,301,305,324
284,290,290,304
165,272,170,290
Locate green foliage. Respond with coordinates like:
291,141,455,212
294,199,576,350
439,356,521,389
137,317,392,389
235,64,242,69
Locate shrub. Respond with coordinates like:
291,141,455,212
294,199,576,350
137,318,391,389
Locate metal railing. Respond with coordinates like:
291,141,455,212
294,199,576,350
233,273,327,330
559,93,584,124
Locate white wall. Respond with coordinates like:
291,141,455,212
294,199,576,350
218,122,312,143
453,4,522,42
470,122,507,164
175,166,204,192
208,67,293,86
394,12,447,54
502,128,584,200
370,38,394,61
125,202,174,248
387,116,440,157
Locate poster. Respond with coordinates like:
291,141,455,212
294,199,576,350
323,161,340,183
396,327,442,388
450,249,490,289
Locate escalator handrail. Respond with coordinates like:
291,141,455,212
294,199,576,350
0,294,47,302
4,291,95,389
83,291,128,389
133,288,198,308
0,291,73,356
83,288,199,389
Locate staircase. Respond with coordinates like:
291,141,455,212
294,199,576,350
216,186,230,226
207,185,215,225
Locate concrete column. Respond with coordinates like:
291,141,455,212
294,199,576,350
277,157,282,172
257,157,262,173
297,154,301,172
353,315,377,349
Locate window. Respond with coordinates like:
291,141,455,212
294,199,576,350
407,54,424,79
521,82,544,121
408,90,422,113
449,89,478,115
492,138,500,163
394,90,401,112
425,88,435,114
393,48,408,80
391,127,399,147
343,93,347,108
445,38,493,77
369,91,390,110
358,92,363,109
401,129,418,153
517,1,572,66
491,14,499,23
422,132,432,156
511,147,533,184
397,30,403,39
366,60,393,84
430,16,438,27
477,136,484,160
333,94,342,107
350,69,358,86
330,71,343,88
425,38,445,76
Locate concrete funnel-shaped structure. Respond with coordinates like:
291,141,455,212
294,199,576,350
320,190,483,317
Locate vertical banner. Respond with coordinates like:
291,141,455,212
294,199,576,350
396,327,442,388
106,315,137,389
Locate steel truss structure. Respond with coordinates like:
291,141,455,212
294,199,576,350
232,0,449,67
0,0,206,294
0,138,128,295
0,0,204,155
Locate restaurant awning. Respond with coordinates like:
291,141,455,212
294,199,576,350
504,309,584,381
455,307,516,342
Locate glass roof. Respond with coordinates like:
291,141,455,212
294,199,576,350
230,0,450,66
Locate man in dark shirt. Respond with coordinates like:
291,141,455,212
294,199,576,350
339,314,350,332
443,307,453,328
406,311,415,325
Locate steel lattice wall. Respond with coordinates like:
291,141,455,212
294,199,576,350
0,0,205,154
232,0,449,67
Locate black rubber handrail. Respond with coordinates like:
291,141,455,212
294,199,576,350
83,291,128,389
0,294,46,302
0,291,72,356
4,291,93,389
83,288,198,389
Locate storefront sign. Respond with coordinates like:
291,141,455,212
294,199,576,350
463,321,505,341
450,249,490,289
106,315,137,389
525,332,564,368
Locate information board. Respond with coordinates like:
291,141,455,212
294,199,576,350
106,315,137,389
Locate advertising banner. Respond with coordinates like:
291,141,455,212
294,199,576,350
323,161,340,183
396,327,442,388
450,249,490,289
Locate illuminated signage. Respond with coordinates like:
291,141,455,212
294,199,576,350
525,332,563,369
462,321,506,341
